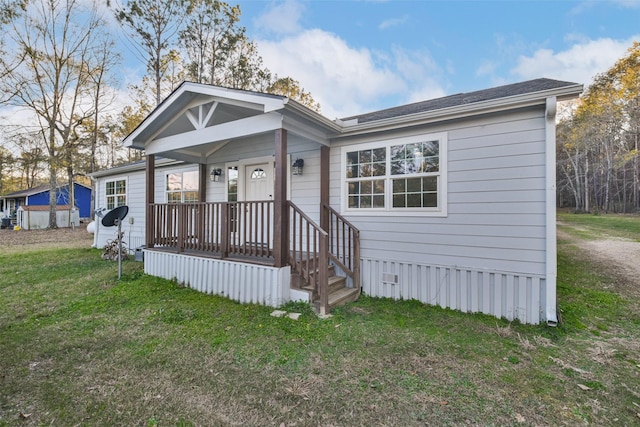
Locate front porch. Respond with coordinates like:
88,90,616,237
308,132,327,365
144,199,360,314
125,83,361,313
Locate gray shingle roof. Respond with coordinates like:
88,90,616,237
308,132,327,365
342,78,579,124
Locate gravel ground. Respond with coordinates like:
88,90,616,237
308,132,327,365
557,226,640,298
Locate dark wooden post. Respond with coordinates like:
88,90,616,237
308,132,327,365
273,129,288,267
197,163,207,245
198,163,207,203
145,154,155,248
320,145,330,232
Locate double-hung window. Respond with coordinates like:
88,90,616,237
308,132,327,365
166,171,199,203
343,133,447,215
106,179,126,210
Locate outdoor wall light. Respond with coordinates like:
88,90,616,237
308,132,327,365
292,158,304,176
210,168,223,182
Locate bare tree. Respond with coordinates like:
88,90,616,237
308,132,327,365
0,0,119,228
113,0,187,106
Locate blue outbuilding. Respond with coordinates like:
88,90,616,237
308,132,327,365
0,182,92,220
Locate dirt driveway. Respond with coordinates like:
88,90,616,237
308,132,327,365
0,223,94,253
557,223,640,298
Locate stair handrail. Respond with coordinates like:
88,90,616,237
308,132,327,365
323,204,360,291
288,201,329,314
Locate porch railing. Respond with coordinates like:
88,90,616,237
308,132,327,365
150,201,274,260
148,200,360,313
289,201,329,314
324,204,361,291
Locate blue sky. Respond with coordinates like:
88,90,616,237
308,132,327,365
206,0,640,118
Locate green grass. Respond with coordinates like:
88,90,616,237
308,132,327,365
0,220,639,426
558,211,640,240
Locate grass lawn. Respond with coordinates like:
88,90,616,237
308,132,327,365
1,217,639,426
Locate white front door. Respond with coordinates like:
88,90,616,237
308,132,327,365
239,161,274,251
244,162,273,201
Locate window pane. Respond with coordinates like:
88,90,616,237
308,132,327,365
390,145,405,161
107,198,115,210
348,182,360,195
346,151,358,165
372,148,385,162
359,164,372,177
167,192,181,203
228,166,238,202
361,180,372,194
423,193,437,207
391,160,404,175
422,141,439,157
167,173,181,191
106,182,114,195
423,176,437,191
348,196,359,208
359,149,371,163
115,180,126,194
392,178,405,193
374,180,385,193
251,168,266,179
183,171,199,190
407,177,421,192
373,195,385,208
361,195,372,208
116,195,126,207
373,163,385,176
407,193,421,208
184,191,199,202
393,194,405,208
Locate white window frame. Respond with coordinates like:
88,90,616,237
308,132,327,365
340,132,448,217
105,177,127,210
165,170,199,203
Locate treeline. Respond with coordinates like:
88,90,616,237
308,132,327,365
557,41,640,213
0,0,318,210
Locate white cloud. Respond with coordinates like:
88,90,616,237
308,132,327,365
476,60,497,77
257,29,407,118
257,30,451,118
253,0,305,36
512,36,640,85
378,15,408,30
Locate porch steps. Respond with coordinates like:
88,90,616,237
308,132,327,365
293,262,359,312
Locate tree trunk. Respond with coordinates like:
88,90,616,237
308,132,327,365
584,155,590,213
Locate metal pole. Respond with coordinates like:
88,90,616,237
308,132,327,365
116,218,122,279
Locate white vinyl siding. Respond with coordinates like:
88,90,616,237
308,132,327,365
330,106,550,322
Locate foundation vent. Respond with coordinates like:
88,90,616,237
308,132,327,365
381,272,398,284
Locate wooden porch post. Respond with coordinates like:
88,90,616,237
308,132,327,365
145,154,155,248
273,129,288,267
198,163,207,202
320,145,329,232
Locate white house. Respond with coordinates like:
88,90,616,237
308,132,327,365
90,78,582,324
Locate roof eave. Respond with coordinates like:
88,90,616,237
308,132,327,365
88,158,184,179
283,99,343,134
335,83,583,138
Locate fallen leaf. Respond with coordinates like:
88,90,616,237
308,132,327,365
19,413,32,419
577,384,592,391
439,401,448,406
515,413,526,423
